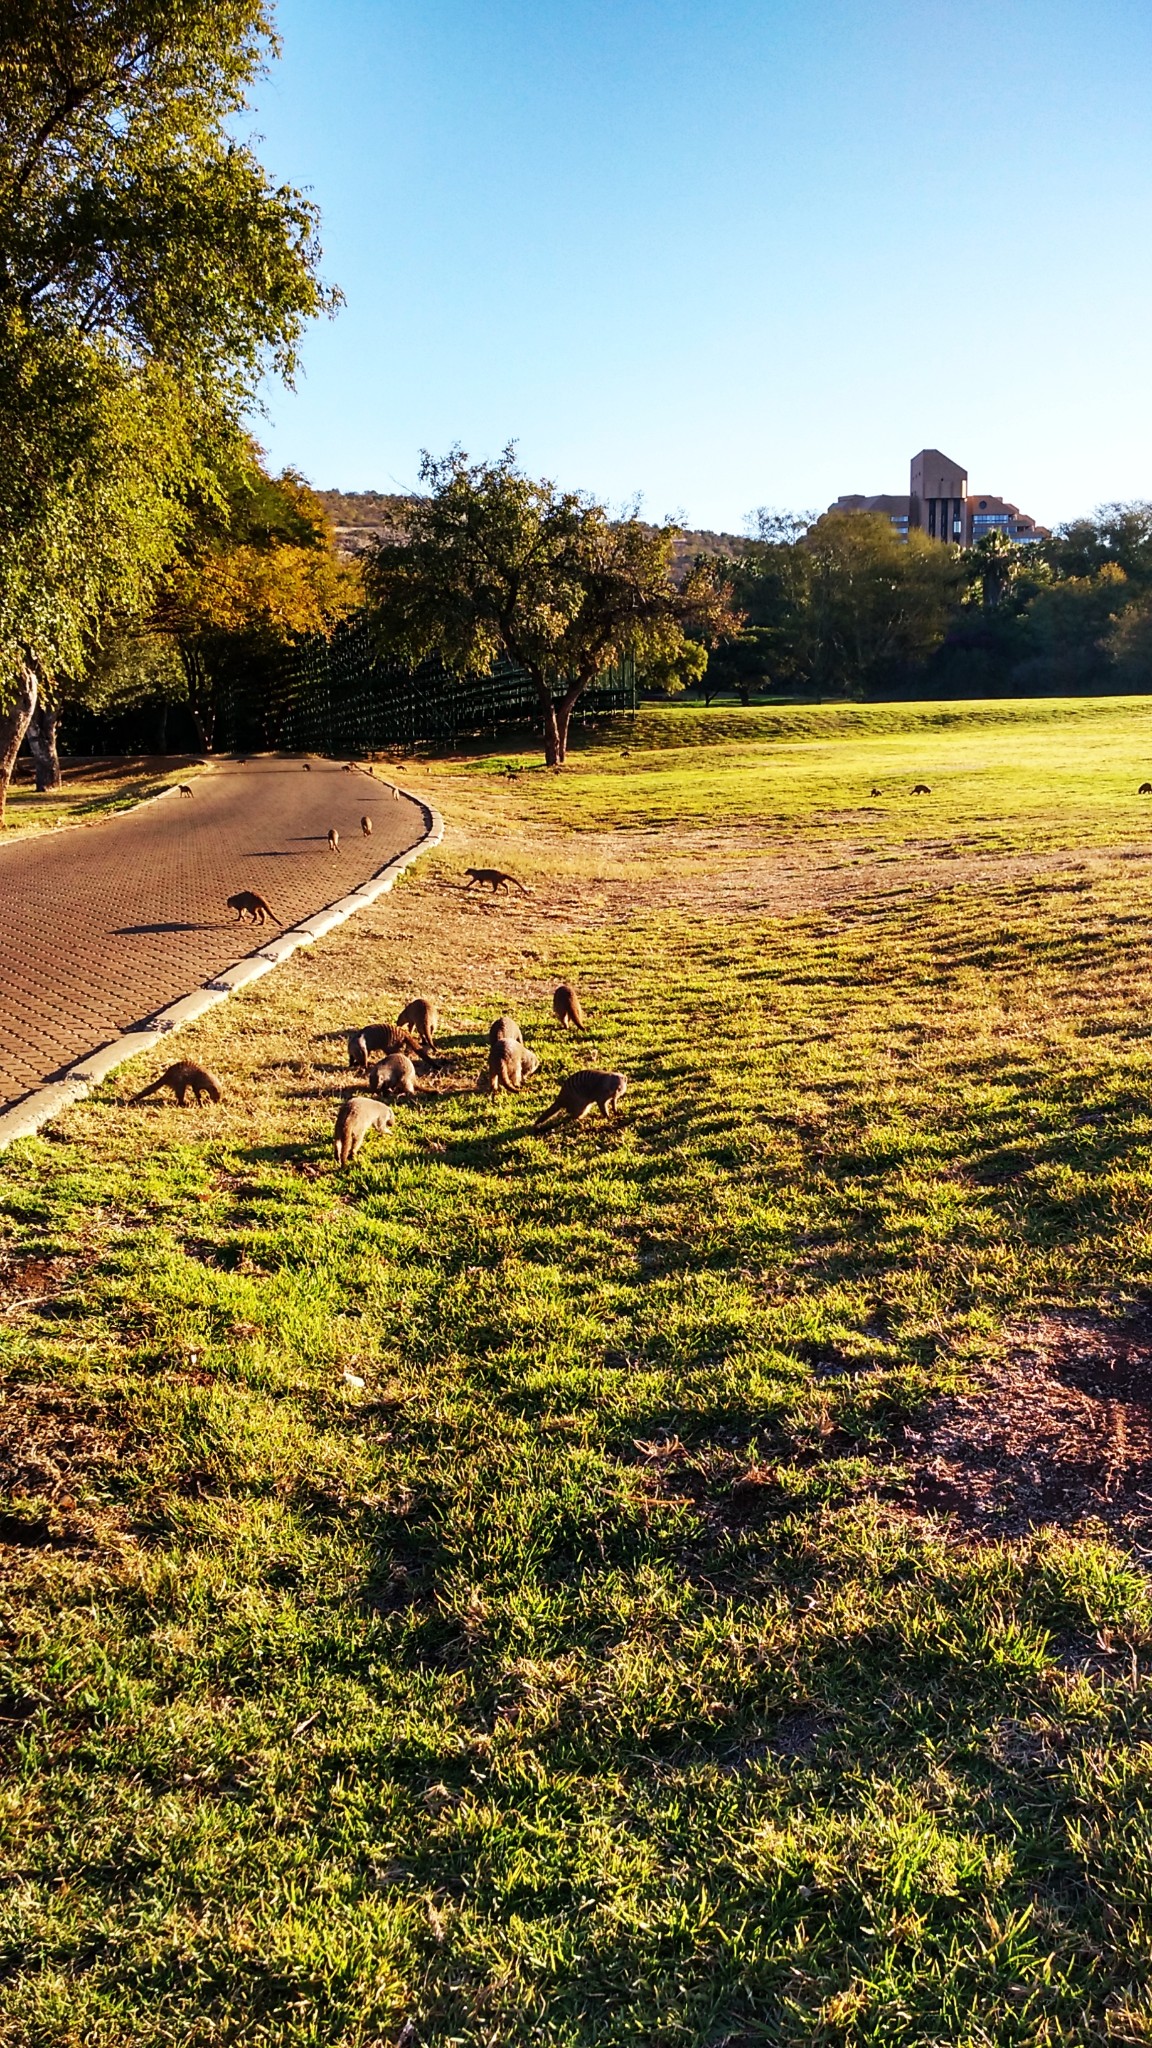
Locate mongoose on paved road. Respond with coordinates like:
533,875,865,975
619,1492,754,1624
553,983,585,1030
334,1095,394,1166
361,815,373,836
464,867,531,896
328,827,340,853
227,890,281,925
178,783,194,797
131,1062,222,1107
533,1070,627,1130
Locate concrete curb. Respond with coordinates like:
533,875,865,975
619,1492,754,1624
0,783,444,1150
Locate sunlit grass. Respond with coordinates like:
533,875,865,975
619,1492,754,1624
2,755,203,835
4,699,1152,2043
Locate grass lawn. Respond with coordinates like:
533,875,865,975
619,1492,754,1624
2,756,205,837
7,699,1152,2043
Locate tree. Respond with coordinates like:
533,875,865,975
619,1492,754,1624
1011,564,1129,693
0,0,335,812
703,514,815,699
150,449,362,751
1045,505,1152,587
0,337,199,808
364,448,737,766
800,512,964,695
701,509,962,702
963,528,1034,612
1107,589,1152,688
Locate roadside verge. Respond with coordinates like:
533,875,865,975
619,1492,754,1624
0,784,444,1149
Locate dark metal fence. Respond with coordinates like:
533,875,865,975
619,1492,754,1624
267,618,636,755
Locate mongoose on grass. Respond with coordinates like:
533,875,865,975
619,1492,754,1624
553,983,585,1030
484,1016,539,1094
533,1070,627,1130
1140,783,1152,796
369,1052,419,1101
131,1062,222,1107
227,890,280,925
911,783,932,795
396,997,439,1053
348,1023,422,1069
334,1095,394,1166
464,867,531,896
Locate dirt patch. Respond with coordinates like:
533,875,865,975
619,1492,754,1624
409,789,1142,943
0,1383,124,1559
889,1308,1152,1543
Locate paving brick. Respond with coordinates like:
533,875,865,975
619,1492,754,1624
0,759,423,1108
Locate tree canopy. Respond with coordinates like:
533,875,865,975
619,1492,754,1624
0,0,335,803
150,445,361,750
364,447,737,764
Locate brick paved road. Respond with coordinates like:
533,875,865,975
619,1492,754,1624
0,757,424,1109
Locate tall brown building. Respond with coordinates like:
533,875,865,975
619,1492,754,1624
832,449,1047,545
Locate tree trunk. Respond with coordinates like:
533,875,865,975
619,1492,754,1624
0,663,39,826
550,679,588,768
180,642,215,752
26,697,61,792
542,697,562,768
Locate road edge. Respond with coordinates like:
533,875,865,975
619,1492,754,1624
0,784,444,1150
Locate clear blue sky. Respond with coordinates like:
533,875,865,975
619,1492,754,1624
251,0,1152,533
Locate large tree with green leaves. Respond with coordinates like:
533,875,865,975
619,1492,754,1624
0,0,335,814
364,448,737,766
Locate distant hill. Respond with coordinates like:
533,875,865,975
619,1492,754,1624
315,490,411,555
316,491,749,579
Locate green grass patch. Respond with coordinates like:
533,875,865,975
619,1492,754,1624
2,756,202,836
4,705,1152,2042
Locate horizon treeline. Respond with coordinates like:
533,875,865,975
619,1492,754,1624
698,504,1152,703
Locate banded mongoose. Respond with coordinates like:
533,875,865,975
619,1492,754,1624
227,890,281,925
396,997,439,1053
131,1062,222,1107
361,815,373,836
869,786,882,797
302,761,312,771
484,1015,539,1094
369,1052,419,1102
328,827,340,853
178,783,194,797
342,763,355,773
1140,783,1152,795
334,1095,394,1166
553,984,585,1030
464,867,531,896
533,1070,628,1130
911,783,932,795
348,1023,423,1069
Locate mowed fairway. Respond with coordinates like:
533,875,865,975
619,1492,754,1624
10,699,1152,2044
